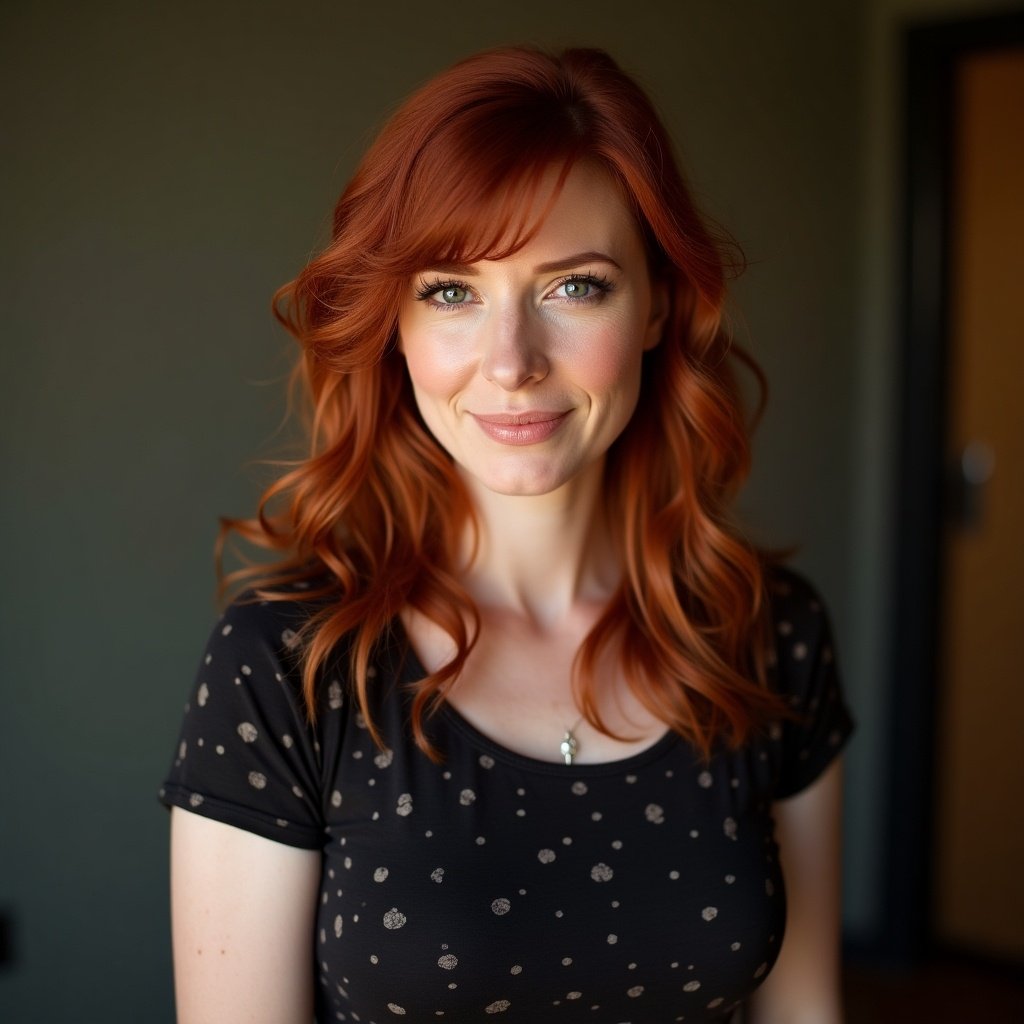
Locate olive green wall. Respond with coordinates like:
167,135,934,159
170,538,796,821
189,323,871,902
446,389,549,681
0,0,995,1018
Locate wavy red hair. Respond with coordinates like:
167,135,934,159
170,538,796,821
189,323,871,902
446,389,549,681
222,45,786,760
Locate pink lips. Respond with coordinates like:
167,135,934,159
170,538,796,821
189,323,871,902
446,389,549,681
470,410,569,445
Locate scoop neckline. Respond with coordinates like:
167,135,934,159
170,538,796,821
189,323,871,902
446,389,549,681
391,617,681,777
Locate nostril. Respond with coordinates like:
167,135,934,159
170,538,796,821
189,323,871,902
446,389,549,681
480,339,549,390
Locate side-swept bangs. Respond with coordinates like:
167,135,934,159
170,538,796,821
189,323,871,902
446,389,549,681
392,148,578,275
372,95,593,275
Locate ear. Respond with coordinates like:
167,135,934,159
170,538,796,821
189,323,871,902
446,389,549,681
643,278,670,351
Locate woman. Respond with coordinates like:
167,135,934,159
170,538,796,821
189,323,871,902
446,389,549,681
161,46,853,1023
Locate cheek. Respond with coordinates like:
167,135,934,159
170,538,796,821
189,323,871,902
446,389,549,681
401,332,471,400
566,321,647,398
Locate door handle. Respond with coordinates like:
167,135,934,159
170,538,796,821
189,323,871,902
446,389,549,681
948,440,995,532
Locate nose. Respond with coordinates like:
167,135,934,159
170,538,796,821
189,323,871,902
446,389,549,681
479,308,549,391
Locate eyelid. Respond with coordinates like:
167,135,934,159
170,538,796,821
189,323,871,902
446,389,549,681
547,271,614,300
414,276,475,304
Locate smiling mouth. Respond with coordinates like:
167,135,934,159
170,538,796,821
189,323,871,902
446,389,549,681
470,410,569,445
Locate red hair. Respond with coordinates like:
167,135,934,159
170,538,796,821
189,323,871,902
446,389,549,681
222,45,786,759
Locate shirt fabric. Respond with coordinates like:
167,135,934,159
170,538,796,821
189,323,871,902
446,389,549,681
160,566,853,1023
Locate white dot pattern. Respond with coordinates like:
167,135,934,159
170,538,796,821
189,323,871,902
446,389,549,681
159,568,853,1021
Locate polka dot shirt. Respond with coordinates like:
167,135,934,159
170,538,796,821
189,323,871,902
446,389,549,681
160,567,853,1022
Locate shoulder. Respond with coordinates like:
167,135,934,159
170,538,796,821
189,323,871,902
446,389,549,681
206,584,339,681
763,564,837,677
186,588,341,738
212,591,313,660
761,563,853,798
765,563,830,629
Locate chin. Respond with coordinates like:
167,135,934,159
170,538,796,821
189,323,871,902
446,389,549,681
459,461,574,498
492,483,564,498
482,475,568,498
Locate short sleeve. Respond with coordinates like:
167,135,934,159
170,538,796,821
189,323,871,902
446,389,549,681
768,568,855,799
158,597,326,849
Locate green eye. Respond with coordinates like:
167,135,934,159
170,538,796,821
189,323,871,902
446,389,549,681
440,285,468,304
563,280,591,298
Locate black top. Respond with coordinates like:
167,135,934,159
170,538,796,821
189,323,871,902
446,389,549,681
160,567,853,1023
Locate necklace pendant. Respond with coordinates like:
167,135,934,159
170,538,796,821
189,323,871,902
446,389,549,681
560,729,579,766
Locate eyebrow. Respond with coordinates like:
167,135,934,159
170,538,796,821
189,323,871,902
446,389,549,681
422,250,623,276
533,250,622,274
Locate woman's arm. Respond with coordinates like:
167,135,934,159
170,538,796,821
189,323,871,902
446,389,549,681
170,807,321,1024
746,757,845,1024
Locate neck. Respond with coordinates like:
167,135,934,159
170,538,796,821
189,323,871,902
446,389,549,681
457,459,619,629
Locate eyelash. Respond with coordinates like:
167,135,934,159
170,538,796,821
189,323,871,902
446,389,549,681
555,273,614,302
414,278,470,305
414,273,615,309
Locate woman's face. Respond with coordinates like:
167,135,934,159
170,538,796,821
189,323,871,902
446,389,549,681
397,161,667,499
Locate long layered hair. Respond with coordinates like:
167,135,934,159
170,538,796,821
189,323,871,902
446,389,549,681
223,46,785,759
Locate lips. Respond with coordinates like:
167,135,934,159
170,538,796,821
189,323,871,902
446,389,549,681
470,410,569,445
472,411,566,425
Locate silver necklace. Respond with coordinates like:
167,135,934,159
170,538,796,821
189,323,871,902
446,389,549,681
560,715,585,766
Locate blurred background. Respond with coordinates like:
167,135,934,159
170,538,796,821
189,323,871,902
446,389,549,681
1,0,1021,1020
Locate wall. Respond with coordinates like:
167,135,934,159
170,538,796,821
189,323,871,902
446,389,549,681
0,1,866,1019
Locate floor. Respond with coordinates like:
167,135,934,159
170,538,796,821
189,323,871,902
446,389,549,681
843,953,1024,1023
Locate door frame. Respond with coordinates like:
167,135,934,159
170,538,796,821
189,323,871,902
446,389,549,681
883,9,1024,964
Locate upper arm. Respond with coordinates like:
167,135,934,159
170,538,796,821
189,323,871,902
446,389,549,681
170,807,321,1024
746,757,845,1024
